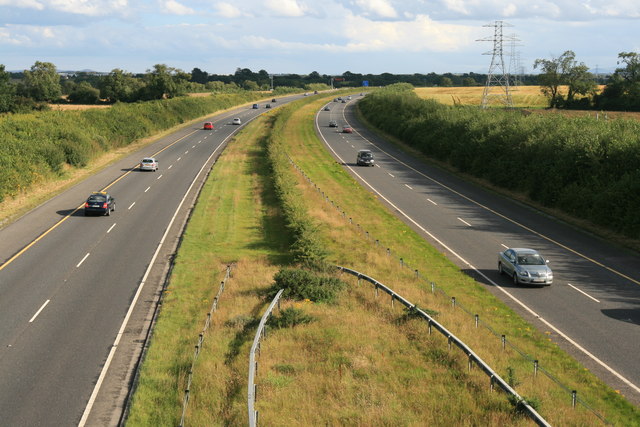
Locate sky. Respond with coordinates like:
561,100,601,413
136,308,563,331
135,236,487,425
0,0,638,76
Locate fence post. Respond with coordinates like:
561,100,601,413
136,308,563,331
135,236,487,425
475,314,479,328
430,282,435,293
400,258,403,267
386,248,390,256
572,390,577,408
415,269,419,278
349,217,352,224
501,335,506,350
534,360,538,378
375,239,379,246
451,297,456,308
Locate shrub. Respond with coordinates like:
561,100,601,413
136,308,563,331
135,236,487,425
270,307,315,328
269,268,346,303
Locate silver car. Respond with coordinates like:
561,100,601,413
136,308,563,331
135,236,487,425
139,157,159,171
498,248,553,286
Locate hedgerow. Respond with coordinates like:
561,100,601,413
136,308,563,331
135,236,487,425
359,84,640,239
0,93,256,202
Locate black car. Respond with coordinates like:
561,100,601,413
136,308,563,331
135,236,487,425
84,192,116,216
356,150,374,166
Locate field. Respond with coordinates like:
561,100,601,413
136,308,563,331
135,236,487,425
415,85,640,121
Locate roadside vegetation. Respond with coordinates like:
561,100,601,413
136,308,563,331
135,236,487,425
127,95,639,426
0,93,259,212
360,84,640,243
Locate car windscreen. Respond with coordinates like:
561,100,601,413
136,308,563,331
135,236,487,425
142,159,153,163
517,254,545,265
88,195,106,202
359,152,373,159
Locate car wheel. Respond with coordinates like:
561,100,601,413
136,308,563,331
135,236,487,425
512,272,519,285
106,208,110,216
498,262,503,275
112,203,116,212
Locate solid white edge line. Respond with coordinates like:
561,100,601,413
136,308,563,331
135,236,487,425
568,283,601,303
314,108,640,396
128,202,135,210
457,217,472,227
29,300,50,323
79,113,240,426
107,223,116,234
144,186,150,193
76,253,90,268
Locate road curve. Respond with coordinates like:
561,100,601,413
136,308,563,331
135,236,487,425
315,96,640,405
0,95,302,426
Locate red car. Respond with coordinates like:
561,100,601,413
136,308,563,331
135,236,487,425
343,126,353,133
203,122,213,130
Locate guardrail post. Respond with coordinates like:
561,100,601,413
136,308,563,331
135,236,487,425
255,384,258,402
375,239,379,246
428,319,432,335
475,314,479,328
501,335,506,350
451,297,456,308
447,336,452,351
365,231,369,239
533,360,538,378
390,294,394,308
490,375,495,392
468,355,473,372
263,325,267,339
374,284,379,298
572,390,577,408
255,411,259,426
414,269,419,278
386,248,391,256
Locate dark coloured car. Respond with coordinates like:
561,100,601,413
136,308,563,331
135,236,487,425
356,150,374,166
323,106,331,111
84,192,116,216
272,98,277,102
266,104,271,108
252,104,259,109
498,248,553,286
329,120,338,127
341,99,347,103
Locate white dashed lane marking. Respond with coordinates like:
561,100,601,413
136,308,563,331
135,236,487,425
145,186,151,193
77,253,90,268
427,198,437,205
168,165,173,169
128,202,135,210
457,217,472,227
29,300,50,323
107,223,116,233
157,174,163,179
388,173,395,178
405,184,413,190
568,283,600,303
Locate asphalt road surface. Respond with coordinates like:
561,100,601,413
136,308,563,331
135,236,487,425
315,96,640,406
0,95,302,426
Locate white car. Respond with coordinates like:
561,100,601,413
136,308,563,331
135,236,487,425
232,118,242,125
139,157,159,171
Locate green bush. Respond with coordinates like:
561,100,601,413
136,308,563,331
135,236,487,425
359,85,640,239
269,268,346,303
270,307,316,328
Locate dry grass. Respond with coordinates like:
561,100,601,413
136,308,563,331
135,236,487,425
47,103,111,110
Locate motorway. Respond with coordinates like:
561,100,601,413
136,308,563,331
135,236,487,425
315,96,640,405
0,95,301,426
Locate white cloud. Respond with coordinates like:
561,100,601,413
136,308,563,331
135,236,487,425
214,2,243,18
264,0,306,17
0,0,129,16
0,0,45,10
161,0,194,15
342,14,477,52
355,0,397,18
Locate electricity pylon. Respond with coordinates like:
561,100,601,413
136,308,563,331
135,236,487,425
477,21,518,108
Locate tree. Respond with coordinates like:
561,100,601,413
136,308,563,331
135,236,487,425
462,77,476,87
190,67,208,84
533,50,595,108
439,76,453,87
68,81,100,104
22,61,62,102
99,69,143,102
0,64,16,113
141,64,187,100
595,52,640,111
242,80,259,91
